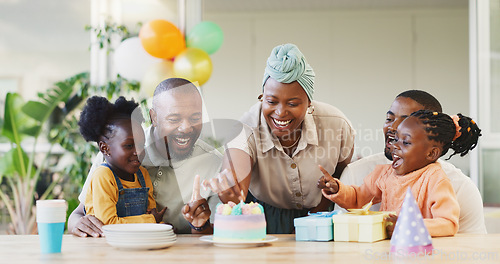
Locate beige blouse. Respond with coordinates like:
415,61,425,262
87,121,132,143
228,101,355,210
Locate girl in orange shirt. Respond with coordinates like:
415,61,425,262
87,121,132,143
318,110,481,237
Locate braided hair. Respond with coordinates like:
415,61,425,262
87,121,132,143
410,110,481,160
78,96,142,142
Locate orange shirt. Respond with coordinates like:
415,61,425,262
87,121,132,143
332,163,459,237
85,166,156,225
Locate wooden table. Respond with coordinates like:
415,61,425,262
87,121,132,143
1,234,499,264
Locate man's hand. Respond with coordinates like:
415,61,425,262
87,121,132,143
68,203,103,238
182,199,210,227
182,175,212,233
72,215,104,238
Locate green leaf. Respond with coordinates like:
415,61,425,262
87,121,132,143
21,101,46,121
0,147,34,179
1,93,38,143
0,118,5,143
0,149,16,177
21,80,73,136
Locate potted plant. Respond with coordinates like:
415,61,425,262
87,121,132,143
0,72,141,234
0,20,143,234
0,82,73,234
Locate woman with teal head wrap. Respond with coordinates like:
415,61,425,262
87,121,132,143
206,43,356,234
262,43,315,101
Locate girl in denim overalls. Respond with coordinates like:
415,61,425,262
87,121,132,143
79,96,166,225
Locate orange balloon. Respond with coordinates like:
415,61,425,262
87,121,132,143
139,19,186,59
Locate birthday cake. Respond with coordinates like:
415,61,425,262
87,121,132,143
213,201,266,241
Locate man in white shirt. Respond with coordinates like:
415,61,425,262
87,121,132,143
336,90,487,234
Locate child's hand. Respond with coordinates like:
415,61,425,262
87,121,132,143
148,207,167,223
317,165,339,195
385,213,398,238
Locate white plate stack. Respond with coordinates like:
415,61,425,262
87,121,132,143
103,223,176,250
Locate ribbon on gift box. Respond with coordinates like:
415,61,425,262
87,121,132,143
343,198,386,241
308,211,341,217
347,197,378,215
300,211,340,239
346,199,395,231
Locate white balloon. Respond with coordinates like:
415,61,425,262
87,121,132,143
113,37,162,81
140,60,175,97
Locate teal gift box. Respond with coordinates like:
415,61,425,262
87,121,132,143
294,211,340,241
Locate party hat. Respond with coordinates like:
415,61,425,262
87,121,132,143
390,187,433,256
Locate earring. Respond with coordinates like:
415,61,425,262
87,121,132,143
150,116,157,127
307,105,315,114
257,94,263,102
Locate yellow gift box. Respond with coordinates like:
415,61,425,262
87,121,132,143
332,211,387,242
332,200,392,243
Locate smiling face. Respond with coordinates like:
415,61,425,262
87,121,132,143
391,116,439,175
383,97,426,160
150,88,203,160
262,78,309,142
101,119,145,176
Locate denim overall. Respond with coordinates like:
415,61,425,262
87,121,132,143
101,163,150,217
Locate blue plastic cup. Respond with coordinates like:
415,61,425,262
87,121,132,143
38,222,65,253
36,200,67,254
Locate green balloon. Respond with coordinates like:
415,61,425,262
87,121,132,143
187,21,224,55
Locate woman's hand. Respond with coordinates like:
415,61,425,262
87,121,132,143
317,165,339,195
385,214,398,238
203,169,244,204
148,207,167,223
182,175,212,233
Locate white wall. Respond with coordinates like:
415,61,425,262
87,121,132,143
0,0,91,101
0,3,470,174
202,8,470,173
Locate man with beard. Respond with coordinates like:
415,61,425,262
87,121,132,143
68,78,222,236
335,90,487,234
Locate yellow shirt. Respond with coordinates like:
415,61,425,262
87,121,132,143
85,166,156,225
79,127,223,233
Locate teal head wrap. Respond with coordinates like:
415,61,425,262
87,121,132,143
262,43,315,101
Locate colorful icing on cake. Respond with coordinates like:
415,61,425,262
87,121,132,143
213,201,266,241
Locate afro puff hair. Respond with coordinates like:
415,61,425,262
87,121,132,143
78,96,141,142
